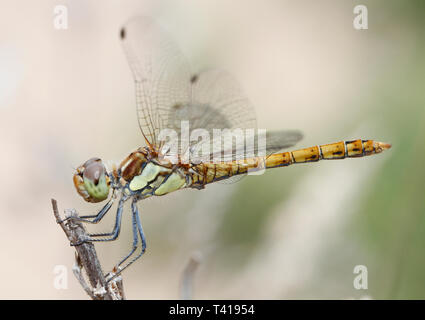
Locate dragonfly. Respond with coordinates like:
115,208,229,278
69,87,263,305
70,16,391,281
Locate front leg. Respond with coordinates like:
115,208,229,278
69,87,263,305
72,196,125,246
61,194,115,225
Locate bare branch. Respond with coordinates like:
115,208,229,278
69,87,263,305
51,198,125,300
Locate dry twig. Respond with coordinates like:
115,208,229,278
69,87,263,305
51,198,125,300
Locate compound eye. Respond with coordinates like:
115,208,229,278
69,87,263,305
81,158,110,202
83,158,105,185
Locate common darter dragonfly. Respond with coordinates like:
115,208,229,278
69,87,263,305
69,17,391,281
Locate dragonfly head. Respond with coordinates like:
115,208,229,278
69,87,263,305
73,158,111,203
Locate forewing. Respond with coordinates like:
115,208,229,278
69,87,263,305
190,69,257,131
120,16,192,149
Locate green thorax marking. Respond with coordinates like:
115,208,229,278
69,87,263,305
128,162,187,196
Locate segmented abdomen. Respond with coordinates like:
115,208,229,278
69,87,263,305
190,157,262,186
190,139,391,186
266,139,391,168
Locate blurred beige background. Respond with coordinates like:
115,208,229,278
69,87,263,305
0,0,424,299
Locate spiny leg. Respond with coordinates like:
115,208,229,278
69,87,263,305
106,199,147,283
78,197,115,222
116,198,140,268
61,194,115,225
72,196,125,246
119,201,147,270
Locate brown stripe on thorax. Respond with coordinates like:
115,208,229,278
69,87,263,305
119,151,147,181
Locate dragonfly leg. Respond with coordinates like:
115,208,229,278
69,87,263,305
106,199,147,283
116,198,140,268
71,197,125,246
60,195,115,224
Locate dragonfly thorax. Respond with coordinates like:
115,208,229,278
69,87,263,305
126,162,188,198
117,149,189,198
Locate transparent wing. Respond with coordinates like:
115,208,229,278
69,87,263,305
191,69,257,131
188,129,303,164
120,17,265,159
120,16,192,149
120,17,303,184
263,130,303,155
205,129,303,184
165,70,303,184
163,69,260,162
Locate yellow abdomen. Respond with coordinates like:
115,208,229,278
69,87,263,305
191,139,391,186
266,139,391,168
